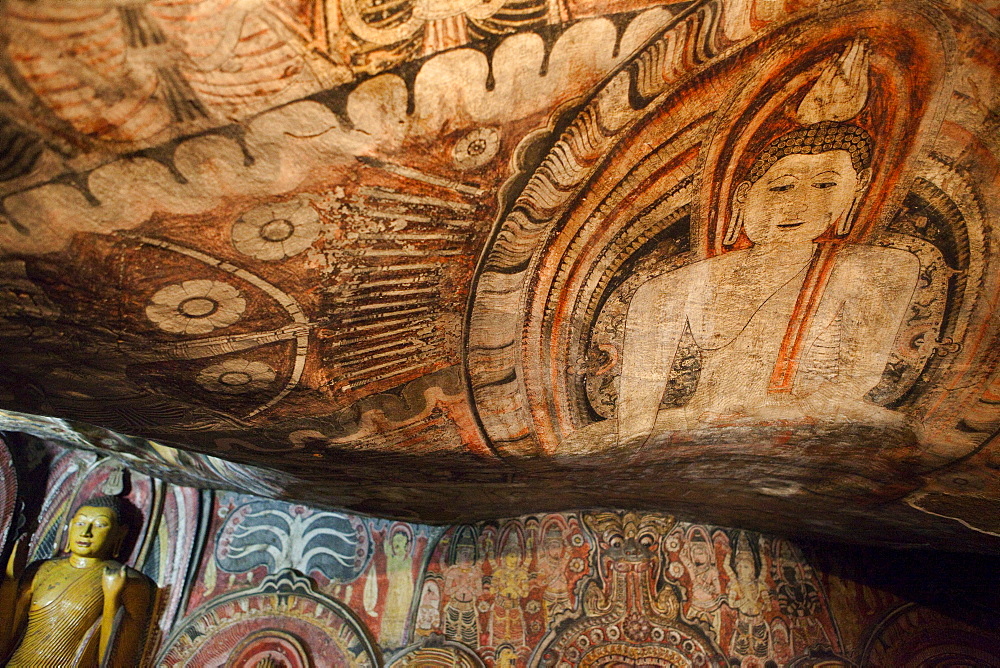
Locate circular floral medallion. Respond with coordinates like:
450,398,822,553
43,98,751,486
232,194,322,261
196,359,277,394
146,280,245,335
452,127,500,171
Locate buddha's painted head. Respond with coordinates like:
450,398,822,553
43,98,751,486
727,121,873,246
67,496,125,560
390,529,411,557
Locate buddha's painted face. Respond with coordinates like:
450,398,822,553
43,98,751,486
390,532,410,557
737,150,868,245
68,506,120,559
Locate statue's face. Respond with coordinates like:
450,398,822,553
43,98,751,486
68,506,119,559
740,150,863,244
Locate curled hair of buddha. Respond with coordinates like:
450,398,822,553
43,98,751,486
746,121,873,185
74,495,124,522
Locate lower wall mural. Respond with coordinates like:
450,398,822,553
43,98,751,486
0,435,997,667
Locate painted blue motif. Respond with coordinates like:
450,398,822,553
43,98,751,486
215,497,371,583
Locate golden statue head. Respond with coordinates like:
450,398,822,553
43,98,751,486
67,496,125,560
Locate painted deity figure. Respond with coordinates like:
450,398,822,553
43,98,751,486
723,534,771,664
488,539,530,648
532,524,572,621
617,40,919,448
678,528,724,637
442,529,483,646
381,527,415,647
0,496,154,668
415,579,442,636
771,540,831,653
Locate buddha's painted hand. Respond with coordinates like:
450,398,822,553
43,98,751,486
797,38,870,124
799,383,908,427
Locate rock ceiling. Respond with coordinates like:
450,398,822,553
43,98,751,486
0,0,999,551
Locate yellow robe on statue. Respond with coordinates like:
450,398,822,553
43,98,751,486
7,559,106,668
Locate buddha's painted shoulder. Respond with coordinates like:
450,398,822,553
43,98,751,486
836,242,919,270
631,252,734,302
833,243,920,292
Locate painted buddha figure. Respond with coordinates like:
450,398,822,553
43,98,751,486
616,40,920,449
0,496,154,667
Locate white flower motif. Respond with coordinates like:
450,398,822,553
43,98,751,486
232,194,322,261
196,359,277,394
146,280,245,335
452,127,500,171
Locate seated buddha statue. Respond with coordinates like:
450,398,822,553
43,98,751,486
0,496,154,667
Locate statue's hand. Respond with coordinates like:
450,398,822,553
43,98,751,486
102,564,127,600
5,534,28,581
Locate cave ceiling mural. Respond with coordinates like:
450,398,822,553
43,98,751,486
0,0,999,551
